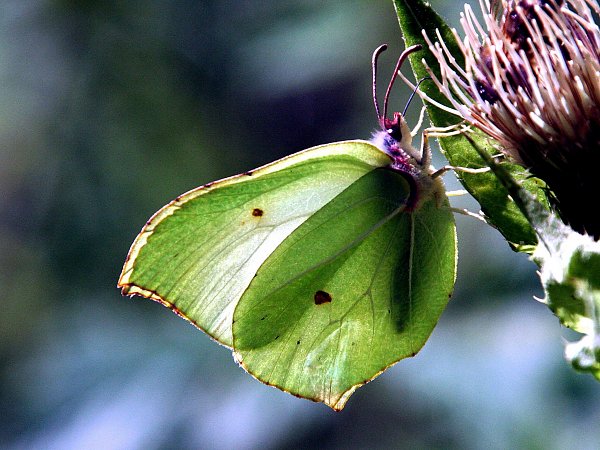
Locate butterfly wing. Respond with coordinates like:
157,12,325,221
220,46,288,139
118,141,392,347
232,166,456,410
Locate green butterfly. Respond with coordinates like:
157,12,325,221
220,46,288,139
118,44,456,411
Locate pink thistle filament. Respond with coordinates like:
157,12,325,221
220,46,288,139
425,0,600,238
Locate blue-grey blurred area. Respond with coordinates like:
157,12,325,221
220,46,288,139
2,0,599,448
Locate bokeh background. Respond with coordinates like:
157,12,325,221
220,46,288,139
2,0,599,448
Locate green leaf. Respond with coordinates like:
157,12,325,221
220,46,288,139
119,140,457,409
393,0,547,251
233,168,456,410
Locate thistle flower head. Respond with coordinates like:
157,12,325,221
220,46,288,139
425,0,600,238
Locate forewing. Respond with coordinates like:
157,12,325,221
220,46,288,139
118,141,392,347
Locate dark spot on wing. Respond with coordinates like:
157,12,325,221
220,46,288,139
252,208,264,217
297,340,300,345
314,290,332,305
244,170,254,176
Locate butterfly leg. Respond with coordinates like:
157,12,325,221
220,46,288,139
432,165,490,179
425,123,465,136
425,124,496,177
449,207,488,223
410,106,428,138
419,122,470,168
418,127,434,168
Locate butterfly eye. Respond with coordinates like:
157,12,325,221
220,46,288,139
388,128,401,140
383,116,403,142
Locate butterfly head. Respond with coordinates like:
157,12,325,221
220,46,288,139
381,111,413,150
370,111,414,170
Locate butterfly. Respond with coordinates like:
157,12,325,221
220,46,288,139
118,44,456,411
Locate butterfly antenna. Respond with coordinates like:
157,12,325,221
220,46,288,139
402,76,431,116
372,44,388,122
382,44,422,122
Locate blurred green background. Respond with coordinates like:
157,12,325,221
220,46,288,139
2,0,599,448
